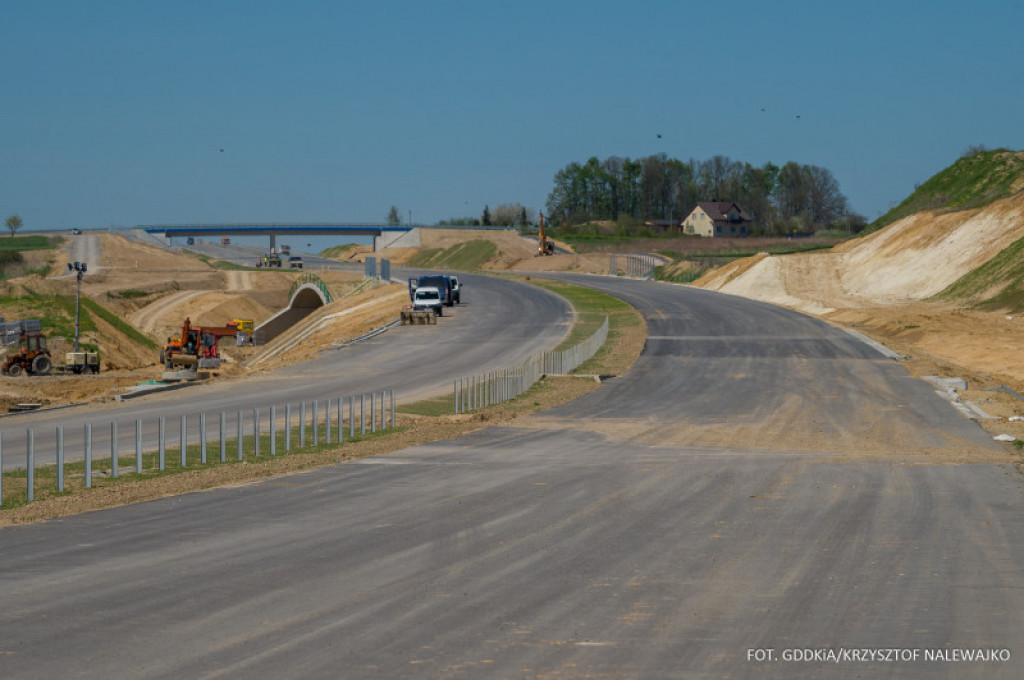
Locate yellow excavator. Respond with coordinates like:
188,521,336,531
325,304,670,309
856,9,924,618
536,212,554,256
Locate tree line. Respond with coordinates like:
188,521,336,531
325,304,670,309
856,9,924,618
545,154,864,235
436,203,536,228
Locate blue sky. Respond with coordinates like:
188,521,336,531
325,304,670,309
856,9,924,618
2,0,1022,230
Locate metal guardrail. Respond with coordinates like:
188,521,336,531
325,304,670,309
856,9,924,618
610,254,658,279
453,316,609,413
0,391,396,505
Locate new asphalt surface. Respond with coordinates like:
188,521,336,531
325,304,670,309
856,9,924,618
0,271,572,470
1,275,1021,679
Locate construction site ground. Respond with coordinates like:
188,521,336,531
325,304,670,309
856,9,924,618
3,209,1024,440
4,210,1024,522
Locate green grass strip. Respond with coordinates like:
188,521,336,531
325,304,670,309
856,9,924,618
0,235,59,251
80,297,158,349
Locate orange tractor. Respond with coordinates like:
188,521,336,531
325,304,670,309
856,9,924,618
2,332,52,376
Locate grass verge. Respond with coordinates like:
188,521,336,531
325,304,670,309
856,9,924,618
195,253,263,271
406,240,497,270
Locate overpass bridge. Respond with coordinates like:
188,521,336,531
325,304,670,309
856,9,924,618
141,223,417,251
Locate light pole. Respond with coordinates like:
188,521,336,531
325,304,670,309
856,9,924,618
67,261,87,352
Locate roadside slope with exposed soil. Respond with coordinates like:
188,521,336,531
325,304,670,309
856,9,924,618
693,189,1024,440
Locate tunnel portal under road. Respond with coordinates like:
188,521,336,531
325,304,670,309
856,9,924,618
256,278,333,343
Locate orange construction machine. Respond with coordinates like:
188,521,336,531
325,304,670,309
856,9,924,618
160,317,238,370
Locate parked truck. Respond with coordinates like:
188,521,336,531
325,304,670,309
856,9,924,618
408,275,457,307
411,286,444,317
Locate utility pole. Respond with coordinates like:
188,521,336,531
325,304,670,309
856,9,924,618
67,261,87,352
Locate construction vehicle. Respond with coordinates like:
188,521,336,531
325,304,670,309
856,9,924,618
226,318,255,345
288,255,303,269
161,317,238,370
221,236,231,245
227,319,254,334
3,332,52,376
537,212,554,256
64,351,100,374
257,252,283,268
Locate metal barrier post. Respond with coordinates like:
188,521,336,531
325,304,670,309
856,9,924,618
111,422,118,478
136,420,142,473
371,392,376,434
200,413,207,464
270,405,277,455
27,429,34,501
391,389,396,429
361,394,366,435
325,399,332,445
349,395,355,438
219,412,226,463
313,400,318,446
254,407,260,457
237,410,243,461
56,426,64,491
286,404,292,452
158,417,165,470
300,402,306,448
84,424,92,489
180,415,187,467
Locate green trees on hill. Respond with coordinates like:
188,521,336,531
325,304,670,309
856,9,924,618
545,155,859,235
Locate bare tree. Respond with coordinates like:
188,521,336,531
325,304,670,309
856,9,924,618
5,214,23,238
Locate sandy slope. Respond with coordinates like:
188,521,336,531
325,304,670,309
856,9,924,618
694,191,1024,440
701,192,1024,306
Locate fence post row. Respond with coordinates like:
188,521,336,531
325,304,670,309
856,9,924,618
6,388,401,506
454,316,608,412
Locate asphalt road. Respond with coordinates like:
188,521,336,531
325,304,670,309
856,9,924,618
0,272,572,470
1,277,1022,679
